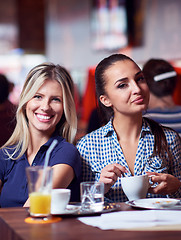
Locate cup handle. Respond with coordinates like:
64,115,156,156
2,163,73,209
148,175,157,188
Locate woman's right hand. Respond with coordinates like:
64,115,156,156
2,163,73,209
99,163,127,193
147,172,181,195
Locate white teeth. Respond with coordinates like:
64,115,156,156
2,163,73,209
37,114,51,120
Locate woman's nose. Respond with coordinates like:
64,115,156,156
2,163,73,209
41,100,51,111
131,81,141,94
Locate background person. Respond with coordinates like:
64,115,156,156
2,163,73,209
0,74,16,147
142,58,181,136
0,63,81,207
77,54,181,203
86,107,102,133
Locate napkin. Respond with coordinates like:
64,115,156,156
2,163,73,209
78,210,181,230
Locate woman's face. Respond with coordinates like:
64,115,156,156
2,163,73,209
26,79,63,137
100,60,150,117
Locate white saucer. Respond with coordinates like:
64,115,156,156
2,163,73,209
126,198,181,210
51,204,81,215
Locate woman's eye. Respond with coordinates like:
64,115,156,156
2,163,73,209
137,76,145,82
52,97,61,102
117,83,127,89
34,95,41,99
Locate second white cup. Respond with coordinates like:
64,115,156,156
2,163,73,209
121,175,150,201
51,189,71,214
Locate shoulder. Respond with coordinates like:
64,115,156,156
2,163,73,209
0,145,17,159
49,136,80,166
145,106,181,114
162,127,181,143
49,137,81,178
76,125,106,148
0,146,19,172
144,117,179,137
55,136,79,154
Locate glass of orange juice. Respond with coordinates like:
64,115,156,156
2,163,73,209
26,166,53,218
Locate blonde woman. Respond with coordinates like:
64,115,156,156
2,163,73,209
0,63,81,207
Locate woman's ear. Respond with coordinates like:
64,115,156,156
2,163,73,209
99,95,112,107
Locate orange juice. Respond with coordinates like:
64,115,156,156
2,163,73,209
29,192,51,216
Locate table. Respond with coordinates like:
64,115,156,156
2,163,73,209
0,204,181,240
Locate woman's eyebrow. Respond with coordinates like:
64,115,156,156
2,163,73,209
135,71,142,77
114,77,127,85
114,71,143,85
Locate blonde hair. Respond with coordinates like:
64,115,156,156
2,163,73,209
2,63,77,160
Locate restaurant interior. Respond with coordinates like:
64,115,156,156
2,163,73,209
1,1,181,238
0,0,181,139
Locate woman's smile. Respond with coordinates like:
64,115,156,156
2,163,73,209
36,113,54,122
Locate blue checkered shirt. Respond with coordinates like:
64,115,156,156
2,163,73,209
77,118,181,202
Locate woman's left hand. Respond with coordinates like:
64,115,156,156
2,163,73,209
23,197,30,207
147,172,181,195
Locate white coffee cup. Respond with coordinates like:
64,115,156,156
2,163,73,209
51,189,71,214
121,175,150,201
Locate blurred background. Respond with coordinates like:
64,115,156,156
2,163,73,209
0,0,181,137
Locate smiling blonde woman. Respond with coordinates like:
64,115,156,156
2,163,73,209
0,63,81,207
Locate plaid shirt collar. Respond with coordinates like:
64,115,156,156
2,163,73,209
102,117,152,138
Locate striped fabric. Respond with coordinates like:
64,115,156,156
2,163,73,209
76,118,181,203
144,106,181,136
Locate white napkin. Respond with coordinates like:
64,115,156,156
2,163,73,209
78,210,181,230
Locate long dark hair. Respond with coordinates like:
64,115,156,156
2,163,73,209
144,117,178,161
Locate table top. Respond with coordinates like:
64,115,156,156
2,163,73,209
0,203,181,240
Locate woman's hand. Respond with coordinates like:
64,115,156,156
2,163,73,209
147,172,181,195
23,198,30,207
99,163,127,193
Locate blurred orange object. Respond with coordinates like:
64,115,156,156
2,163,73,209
25,216,62,224
81,67,97,123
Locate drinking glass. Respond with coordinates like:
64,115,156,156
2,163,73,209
80,182,104,212
26,166,53,218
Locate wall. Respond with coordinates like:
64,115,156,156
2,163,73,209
46,0,107,70
0,0,181,69
46,0,181,70
0,0,18,53
16,0,45,53
133,0,181,62
0,0,181,104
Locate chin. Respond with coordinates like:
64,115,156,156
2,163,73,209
140,103,148,111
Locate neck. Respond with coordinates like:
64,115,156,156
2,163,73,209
149,94,175,109
27,133,50,165
113,113,142,142
28,130,51,153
